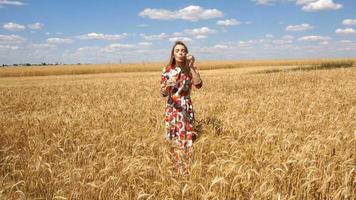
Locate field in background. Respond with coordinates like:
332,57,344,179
1,58,355,77
0,61,355,199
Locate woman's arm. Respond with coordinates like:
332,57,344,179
160,71,176,97
160,84,169,97
191,67,203,89
187,54,203,89
160,69,169,97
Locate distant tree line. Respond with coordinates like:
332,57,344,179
1,62,85,67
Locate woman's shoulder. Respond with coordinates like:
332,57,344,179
162,64,174,73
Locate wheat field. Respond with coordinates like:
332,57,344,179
1,58,355,77
0,61,355,199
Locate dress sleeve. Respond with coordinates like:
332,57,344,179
194,80,203,89
160,67,169,97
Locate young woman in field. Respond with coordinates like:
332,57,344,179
160,41,203,174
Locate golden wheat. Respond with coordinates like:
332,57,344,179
1,58,355,77
0,63,355,199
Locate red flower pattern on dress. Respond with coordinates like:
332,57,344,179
160,64,201,174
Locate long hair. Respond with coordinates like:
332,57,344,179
166,41,190,74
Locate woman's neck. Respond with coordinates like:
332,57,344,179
175,61,184,67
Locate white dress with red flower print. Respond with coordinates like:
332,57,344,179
160,64,202,172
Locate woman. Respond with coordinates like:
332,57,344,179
160,41,203,174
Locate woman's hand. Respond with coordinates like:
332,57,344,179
186,53,202,88
186,53,197,70
166,77,177,86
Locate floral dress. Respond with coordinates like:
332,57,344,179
160,64,202,173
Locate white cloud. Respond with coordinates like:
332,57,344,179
77,46,101,52
0,44,20,50
286,23,314,31
265,34,274,38
102,42,152,53
238,40,259,47
213,44,228,49
234,36,294,48
0,0,25,8
335,28,356,35
46,38,73,44
251,0,276,5
0,34,25,44
320,41,329,45
171,27,216,40
108,43,135,49
172,32,184,37
139,5,223,21
185,27,216,35
282,35,295,40
100,44,134,53
298,35,331,41
168,37,192,42
3,22,26,31
138,42,152,46
216,18,241,26
342,19,356,26
271,39,293,45
78,32,127,40
298,0,342,12
296,0,318,5
70,44,168,64
195,35,207,39
140,33,168,41
32,43,56,48
27,22,44,30
251,0,342,12
168,27,216,41
339,40,352,44
110,42,151,49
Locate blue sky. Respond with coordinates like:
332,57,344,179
0,0,355,64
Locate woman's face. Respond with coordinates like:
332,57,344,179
173,44,187,63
